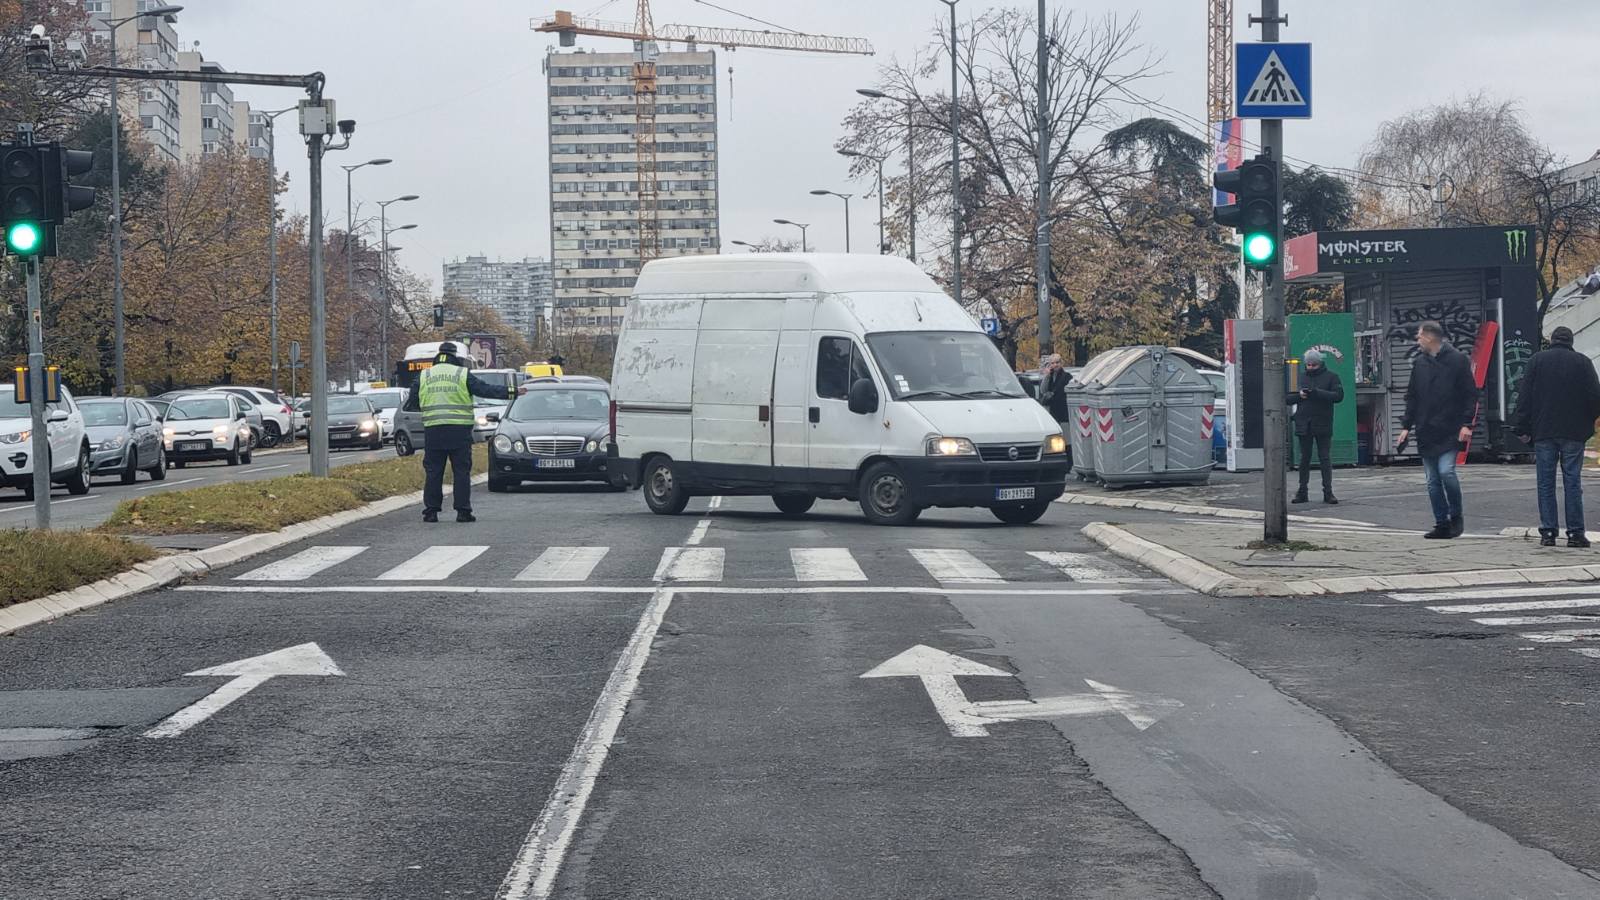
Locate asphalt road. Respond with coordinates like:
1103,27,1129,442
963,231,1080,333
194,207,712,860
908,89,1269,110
3,482,1600,898
0,442,395,532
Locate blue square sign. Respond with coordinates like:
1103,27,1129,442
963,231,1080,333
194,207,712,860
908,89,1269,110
1236,42,1311,119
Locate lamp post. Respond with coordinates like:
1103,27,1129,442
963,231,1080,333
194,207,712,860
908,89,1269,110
857,88,916,262
376,194,418,369
839,149,886,254
259,105,295,395
941,0,963,304
772,219,809,252
105,4,182,395
809,190,853,253
341,159,392,386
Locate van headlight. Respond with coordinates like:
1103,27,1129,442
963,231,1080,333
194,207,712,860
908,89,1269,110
493,435,514,454
1045,433,1067,455
926,436,977,457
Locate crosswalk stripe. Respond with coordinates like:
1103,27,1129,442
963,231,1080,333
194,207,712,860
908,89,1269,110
1391,584,1600,603
791,548,867,582
910,549,1004,584
654,547,724,582
1427,598,1600,615
378,545,488,581
1517,629,1600,644
517,547,610,582
236,546,367,581
1027,551,1132,582
1569,648,1600,659
1470,614,1600,627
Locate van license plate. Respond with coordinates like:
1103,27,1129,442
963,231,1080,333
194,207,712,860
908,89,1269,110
995,487,1036,501
537,459,576,469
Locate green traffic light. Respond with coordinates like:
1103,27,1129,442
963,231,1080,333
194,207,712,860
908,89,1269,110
1243,232,1276,265
5,221,42,255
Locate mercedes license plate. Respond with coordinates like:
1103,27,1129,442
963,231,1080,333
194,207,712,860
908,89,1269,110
178,441,209,452
995,487,1036,501
537,459,576,469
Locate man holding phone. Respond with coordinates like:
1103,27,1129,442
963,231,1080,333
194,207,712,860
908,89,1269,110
1290,349,1344,504
1397,320,1478,539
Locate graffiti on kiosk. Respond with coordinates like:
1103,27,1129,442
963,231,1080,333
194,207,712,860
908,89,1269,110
1502,333,1534,420
1388,300,1479,359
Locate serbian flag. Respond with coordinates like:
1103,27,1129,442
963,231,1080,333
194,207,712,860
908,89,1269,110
1213,117,1244,207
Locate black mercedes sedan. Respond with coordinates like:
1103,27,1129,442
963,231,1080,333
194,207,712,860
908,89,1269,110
488,380,617,491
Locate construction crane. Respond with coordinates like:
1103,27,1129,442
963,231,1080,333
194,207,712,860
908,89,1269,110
533,2,873,266
1206,0,1234,129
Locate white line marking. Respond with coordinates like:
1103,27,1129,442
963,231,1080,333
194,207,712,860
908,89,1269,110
177,584,1175,597
138,477,202,491
1570,648,1600,659
1427,598,1600,615
495,588,675,900
910,549,1004,584
1470,614,1600,627
250,464,291,472
1392,584,1600,603
653,547,724,582
791,548,867,582
377,545,489,581
1028,551,1133,582
235,546,367,581
1517,629,1600,644
517,547,610,582
143,643,344,739
684,496,722,547
55,497,85,505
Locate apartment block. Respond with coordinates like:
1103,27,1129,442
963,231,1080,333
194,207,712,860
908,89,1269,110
442,256,555,343
176,50,236,160
84,0,182,164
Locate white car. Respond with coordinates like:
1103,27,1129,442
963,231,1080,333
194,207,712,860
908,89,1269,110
0,384,93,498
215,386,294,447
162,393,255,467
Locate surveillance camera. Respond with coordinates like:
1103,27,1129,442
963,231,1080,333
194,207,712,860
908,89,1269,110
337,119,356,137
29,24,45,39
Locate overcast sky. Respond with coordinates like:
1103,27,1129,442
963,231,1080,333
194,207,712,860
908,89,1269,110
172,0,1600,296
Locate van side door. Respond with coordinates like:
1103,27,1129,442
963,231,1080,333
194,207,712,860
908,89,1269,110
770,298,817,483
689,299,783,486
808,334,882,487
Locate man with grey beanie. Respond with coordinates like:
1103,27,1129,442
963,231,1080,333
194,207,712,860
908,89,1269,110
1513,326,1600,547
1289,348,1345,504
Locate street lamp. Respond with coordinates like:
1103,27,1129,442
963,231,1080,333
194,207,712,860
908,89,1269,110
810,190,853,253
106,4,182,395
941,0,963,304
856,87,917,262
772,219,810,253
341,159,392,385
730,240,757,251
839,149,887,254
258,105,297,396
376,194,419,368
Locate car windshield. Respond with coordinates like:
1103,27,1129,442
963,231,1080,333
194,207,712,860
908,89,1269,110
1200,372,1225,396
365,390,404,411
167,398,231,420
81,402,129,426
328,396,371,415
508,389,609,421
0,391,30,419
865,331,1028,400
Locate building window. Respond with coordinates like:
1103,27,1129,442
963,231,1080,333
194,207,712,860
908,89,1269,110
85,0,110,12
201,117,217,129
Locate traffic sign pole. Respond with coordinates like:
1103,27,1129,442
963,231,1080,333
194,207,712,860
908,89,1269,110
1254,0,1289,543
25,256,50,529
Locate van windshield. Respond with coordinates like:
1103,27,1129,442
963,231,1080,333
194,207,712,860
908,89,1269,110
865,331,1028,401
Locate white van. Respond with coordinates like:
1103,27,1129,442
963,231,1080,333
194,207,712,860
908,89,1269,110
610,254,1069,525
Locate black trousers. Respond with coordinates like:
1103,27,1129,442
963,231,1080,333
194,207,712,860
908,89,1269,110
1296,431,1333,495
423,444,474,513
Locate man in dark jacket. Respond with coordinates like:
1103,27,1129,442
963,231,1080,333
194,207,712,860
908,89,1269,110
1398,320,1479,539
1513,326,1600,547
413,342,520,523
1289,349,1345,504
1037,354,1072,424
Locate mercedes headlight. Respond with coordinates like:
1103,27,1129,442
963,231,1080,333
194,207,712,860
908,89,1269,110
925,436,977,457
513,440,525,453
0,430,30,445
1045,433,1067,455
585,439,599,453
493,434,513,454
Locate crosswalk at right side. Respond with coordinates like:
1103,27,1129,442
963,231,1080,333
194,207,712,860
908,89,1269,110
1388,584,1600,662
230,544,1152,587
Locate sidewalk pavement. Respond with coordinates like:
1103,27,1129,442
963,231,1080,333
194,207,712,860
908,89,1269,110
1085,518,1600,598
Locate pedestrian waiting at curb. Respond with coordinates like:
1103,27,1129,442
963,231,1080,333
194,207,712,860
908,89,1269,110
1037,354,1072,425
1397,320,1478,539
1289,349,1344,505
1513,326,1600,548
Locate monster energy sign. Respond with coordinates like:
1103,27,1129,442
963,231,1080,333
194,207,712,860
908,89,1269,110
1505,228,1529,262
1289,225,1539,278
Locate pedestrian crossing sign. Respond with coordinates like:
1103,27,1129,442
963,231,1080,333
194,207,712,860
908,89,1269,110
1235,43,1312,119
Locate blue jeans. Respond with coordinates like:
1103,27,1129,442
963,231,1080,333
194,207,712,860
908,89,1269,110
1535,438,1585,533
1421,450,1463,525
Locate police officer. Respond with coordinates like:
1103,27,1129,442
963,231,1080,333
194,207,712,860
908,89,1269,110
417,342,518,523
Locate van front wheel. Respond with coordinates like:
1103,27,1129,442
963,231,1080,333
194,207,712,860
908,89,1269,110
859,462,921,526
643,457,691,516
772,492,815,517
991,501,1051,525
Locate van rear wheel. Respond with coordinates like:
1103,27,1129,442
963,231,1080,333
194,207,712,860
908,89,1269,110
643,457,691,516
772,492,815,517
859,462,921,526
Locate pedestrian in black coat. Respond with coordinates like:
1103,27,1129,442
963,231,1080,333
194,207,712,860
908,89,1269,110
1398,320,1479,539
1513,326,1600,547
1289,349,1344,504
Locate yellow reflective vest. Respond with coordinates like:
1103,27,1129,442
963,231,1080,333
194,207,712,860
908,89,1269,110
419,363,474,428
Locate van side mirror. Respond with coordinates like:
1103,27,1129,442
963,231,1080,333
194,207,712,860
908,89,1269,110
847,378,879,415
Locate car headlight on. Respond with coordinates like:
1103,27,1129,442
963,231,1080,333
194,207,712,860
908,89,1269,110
1045,433,1067,455
162,427,175,439
100,435,127,451
925,436,978,457
476,415,491,428
359,419,376,433
0,429,31,444
212,425,230,441
585,439,599,453
493,434,514,454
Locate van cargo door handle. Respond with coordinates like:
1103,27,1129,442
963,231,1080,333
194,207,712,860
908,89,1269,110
758,405,770,422
809,407,820,424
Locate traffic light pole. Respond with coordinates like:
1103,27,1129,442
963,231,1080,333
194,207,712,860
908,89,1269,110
1256,0,1289,543
25,256,50,529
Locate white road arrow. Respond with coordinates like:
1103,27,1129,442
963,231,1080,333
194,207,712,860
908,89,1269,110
143,642,345,740
861,645,1181,737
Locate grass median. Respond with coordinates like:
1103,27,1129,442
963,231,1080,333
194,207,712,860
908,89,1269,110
99,445,487,536
0,529,158,609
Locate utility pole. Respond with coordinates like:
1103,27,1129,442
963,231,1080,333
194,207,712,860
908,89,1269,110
109,74,125,396
25,254,50,528
1034,0,1051,358
1253,0,1289,542
943,0,962,305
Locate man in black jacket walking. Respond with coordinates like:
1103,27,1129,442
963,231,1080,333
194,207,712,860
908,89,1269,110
1513,326,1600,547
1398,321,1479,539
1290,349,1345,504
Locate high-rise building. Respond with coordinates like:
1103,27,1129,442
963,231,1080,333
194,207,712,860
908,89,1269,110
244,109,276,161
546,49,720,335
84,0,182,164
442,256,555,343
176,50,236,160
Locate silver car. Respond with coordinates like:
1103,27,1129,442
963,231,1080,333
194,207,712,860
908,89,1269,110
80,397,167,484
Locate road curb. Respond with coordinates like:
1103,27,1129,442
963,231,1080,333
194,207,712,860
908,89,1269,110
1057,492,1380,529
1084,521,1600,598
0,474,487,638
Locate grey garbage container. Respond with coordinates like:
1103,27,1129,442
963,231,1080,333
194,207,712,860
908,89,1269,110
1084,346,1215,488
1066,349,1129,481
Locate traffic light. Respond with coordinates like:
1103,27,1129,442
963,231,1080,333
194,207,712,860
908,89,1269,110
42,145,96,227
432,304,445,328
1,143,48,256
1213,153,1281,271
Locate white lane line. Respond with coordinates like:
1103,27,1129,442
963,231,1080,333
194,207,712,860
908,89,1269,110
138,477,203,491
177,585,1177,597
1392,584,1600,603
377,545,489,581
1427,598,1600,615
653,547,724,582
517,547,610,582
1470,614,1600,627
1517,629,1600,644
235,546,367,581
910,549,1004,584
1570,648,1600,659
54,497,86,505
496,587,676,900
1028,550,1133,582
249,464,291,473
685,496,722,547
791,548,867,582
